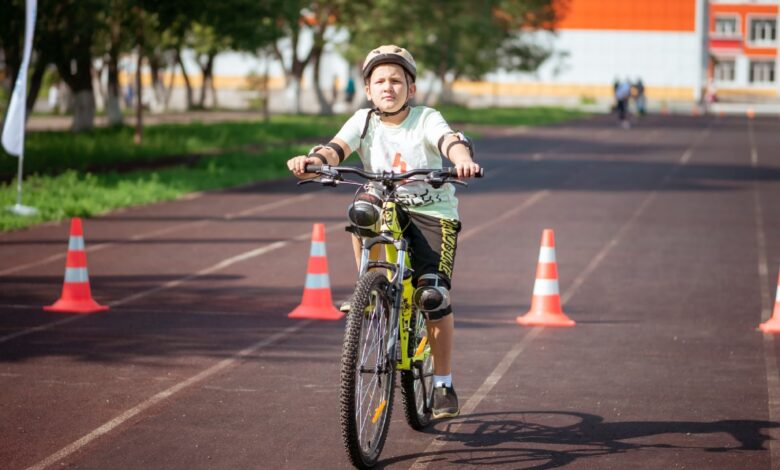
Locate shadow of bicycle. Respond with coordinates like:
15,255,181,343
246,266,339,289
383,410,780,468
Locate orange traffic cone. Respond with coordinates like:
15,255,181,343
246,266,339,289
44,218,109,314
759,268,780,333
288,223,344,320
517,229,575,327
747,107,756,120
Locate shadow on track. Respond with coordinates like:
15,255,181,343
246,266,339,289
384,410,780,469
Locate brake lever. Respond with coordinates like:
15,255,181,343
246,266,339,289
425,176,445,189
425,174,468,188
296,175,341,187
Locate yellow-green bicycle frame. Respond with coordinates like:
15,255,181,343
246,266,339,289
357,200,429,371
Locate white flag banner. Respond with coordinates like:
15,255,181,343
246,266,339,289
2,0,38,157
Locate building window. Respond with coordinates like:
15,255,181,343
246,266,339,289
749,60,775,84
749,18,777,44
714,59,736,82
714,16,739,36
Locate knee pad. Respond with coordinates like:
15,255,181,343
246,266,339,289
413,274,451,314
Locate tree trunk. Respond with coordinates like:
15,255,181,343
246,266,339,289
210,63,218,109
2,43,20,96
25,53,48,116
273,30,311,115
262,61,270,122
134,48,143,145
148,54,164,112
72,90,96,131
176,49,193,110
57,53,95,132
311,46,332,116
197,52,216,109
284,75,303,114
106,52,123,126
163,63,176,110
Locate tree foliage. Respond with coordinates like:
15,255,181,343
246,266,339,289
0,0,561,128
340,0,559,102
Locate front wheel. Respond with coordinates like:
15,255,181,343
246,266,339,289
339,271,396,468
401,310,434,430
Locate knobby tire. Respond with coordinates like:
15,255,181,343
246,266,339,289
339,271,395,468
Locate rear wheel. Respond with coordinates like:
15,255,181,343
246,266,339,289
339,271,396,468
401,309,434,430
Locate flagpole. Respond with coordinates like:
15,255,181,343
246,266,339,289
3,0,37,216
9,146,37,216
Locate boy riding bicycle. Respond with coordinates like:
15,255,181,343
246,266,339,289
287,45,480,419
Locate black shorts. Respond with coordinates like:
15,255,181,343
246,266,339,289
397,209,461,316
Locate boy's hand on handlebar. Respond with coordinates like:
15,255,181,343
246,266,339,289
454,161,481,179
287,155,321,177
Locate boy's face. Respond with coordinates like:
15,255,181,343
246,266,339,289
365,64,416,114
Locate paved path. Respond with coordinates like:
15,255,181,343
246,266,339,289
1,113,779,469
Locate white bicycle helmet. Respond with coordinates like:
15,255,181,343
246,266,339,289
362,45,417,82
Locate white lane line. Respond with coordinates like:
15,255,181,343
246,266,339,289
24,320,312,470
412,126,709,469
752,129,780,467
0,193,314,276
411,185,651,467
0,221,342,345
748,119,758,167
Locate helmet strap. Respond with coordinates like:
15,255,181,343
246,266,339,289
373,102,409,117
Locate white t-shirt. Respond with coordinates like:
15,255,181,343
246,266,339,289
335,106,459,220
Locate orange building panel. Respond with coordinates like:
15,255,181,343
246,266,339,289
710,4,779,37
555,0,697,32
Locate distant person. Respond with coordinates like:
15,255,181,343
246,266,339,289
344,76,356,104
615,79,632,128
612,78,620,111
332,76,340,103
123,83,134,108
634,78,646,116
703,78,717,114
47,83,59,113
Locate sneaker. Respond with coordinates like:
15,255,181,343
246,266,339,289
432,385,460,419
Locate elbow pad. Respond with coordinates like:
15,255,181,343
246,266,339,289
437,131,475,160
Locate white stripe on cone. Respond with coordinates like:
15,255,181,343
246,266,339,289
304,273,330,289
310,242,326,257
532,279,560,296
538,247,556,263
68,236,85,251
64,267,89,283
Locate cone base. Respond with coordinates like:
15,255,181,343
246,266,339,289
44,298,109,314
759,318,780,333
517,310,575,327
288,304,344,321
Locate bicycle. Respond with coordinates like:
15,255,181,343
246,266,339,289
300,164,482,468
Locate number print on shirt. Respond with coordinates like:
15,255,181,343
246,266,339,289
392,152,408,173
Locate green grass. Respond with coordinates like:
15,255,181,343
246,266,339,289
437,105,587,127
0,114,346,180
0,145,309,231
0,106,587,232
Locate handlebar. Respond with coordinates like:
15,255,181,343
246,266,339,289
302,164,484,181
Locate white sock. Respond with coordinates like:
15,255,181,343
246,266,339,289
434,374,452,388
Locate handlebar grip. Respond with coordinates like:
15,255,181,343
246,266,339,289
443,167,484,178
304,164,322,173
